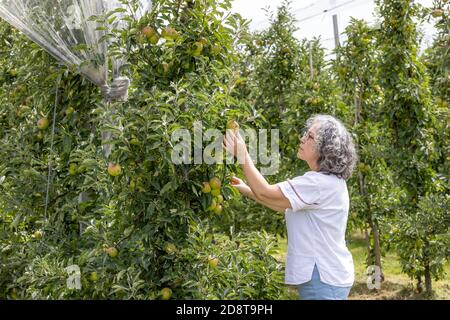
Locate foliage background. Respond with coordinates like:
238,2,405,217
0,0,448,299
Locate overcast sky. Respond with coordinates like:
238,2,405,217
230,0,437,54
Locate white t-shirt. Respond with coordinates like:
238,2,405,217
277,171,354,287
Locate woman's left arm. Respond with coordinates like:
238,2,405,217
223,130,291,209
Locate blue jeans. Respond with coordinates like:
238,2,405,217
297,264,352,300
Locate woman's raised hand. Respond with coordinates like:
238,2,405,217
222,129,248,163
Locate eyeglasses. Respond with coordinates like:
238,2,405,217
300,130,315,142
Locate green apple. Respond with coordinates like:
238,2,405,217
65,107,75,116
130,138,140,145
10,288,17,300
211,188,220,197
149,34,160,45
69,163,77,176
201,182,211,193
207,199,217,211
129,179,136,191
160,287,172,300
215,194,224,204
36,132,44,141
191,41,203,56
211,45,222,55
89,271,98,282
198,38,208,45
164,243,177,254
162,62,170,74
209,176,221,190
213,204,223,214
208,256,219,268
33,230,43,239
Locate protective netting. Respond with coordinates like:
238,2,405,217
0,0,151,101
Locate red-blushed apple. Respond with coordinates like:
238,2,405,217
105,247,118,258
37,117,49,130
142,26,159,45
161,27,179,40
108,163,122,177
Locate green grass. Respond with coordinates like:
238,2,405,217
274,232,450,300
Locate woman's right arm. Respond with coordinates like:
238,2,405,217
232,179,286,213
247,190,286,213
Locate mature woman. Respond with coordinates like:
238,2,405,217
222,114,358,300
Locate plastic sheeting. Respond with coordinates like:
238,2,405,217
0,0,151,101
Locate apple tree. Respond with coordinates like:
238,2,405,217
333,18,406,282
0,0,288,299
376,0,449,294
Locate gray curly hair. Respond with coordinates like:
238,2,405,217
304,115,358,180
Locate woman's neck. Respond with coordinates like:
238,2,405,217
308,161,320,171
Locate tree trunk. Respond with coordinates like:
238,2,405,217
416,275,423,293
353,82,384,282
364,226,372,265
278,93,284,117
309,41,313,80
424,263,432,293
353,84,364,126
369,219,385,282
